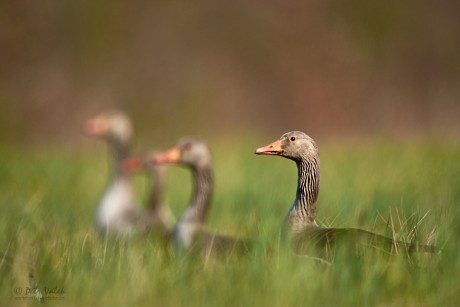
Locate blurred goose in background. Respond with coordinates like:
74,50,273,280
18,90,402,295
147,138,251,255
255,131,435,260
84,110,150,236
145,156,176,236
122,152,176,239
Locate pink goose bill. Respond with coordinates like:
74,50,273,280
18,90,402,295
255,139,283,155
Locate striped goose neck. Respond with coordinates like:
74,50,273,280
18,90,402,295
187,164,213,224
174,164,213,252
287,156,320,231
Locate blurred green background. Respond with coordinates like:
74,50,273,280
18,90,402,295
1,0,459,146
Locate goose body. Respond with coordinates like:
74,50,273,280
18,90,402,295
85,110,146,236
256,131,435,259
95,175,139,235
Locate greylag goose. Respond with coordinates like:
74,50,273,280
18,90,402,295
148,138,251,255
122,152,176,238
255,131,435,259
145,157,176,235
84,110,149,236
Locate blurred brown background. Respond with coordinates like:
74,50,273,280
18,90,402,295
1,0,459,146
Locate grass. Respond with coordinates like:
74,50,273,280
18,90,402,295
1,138,460,306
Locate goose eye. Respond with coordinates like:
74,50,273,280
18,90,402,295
290,136,296,141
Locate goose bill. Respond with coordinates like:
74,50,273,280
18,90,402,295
255,140,283,155
84,116,108,136
152,147,181,164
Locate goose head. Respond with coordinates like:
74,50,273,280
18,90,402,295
84,110,132,148
151,138,211,169
255,131,318,162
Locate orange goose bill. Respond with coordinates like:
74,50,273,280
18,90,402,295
255,139,284,155
151,146,181,164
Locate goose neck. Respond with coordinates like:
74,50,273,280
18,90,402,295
111,142,130,176
286,157,320,231
188,164,213,223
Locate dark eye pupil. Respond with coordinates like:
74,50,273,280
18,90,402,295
290,137,296,141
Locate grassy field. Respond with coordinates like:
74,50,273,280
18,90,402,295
1,138,459,306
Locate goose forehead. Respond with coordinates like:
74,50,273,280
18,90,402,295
280,131,309,140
